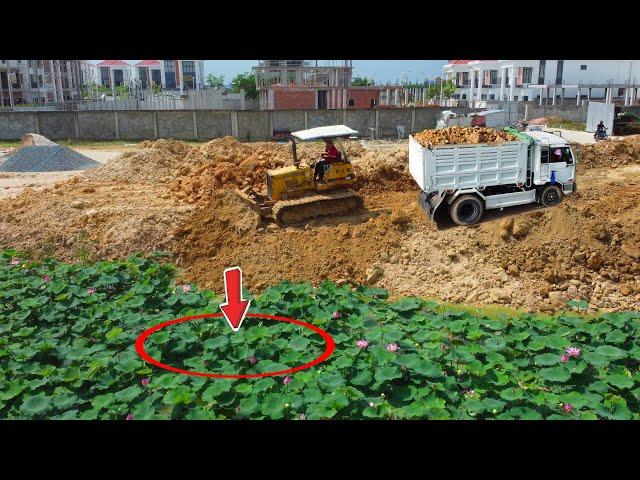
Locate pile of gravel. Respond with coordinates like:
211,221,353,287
0,145,100,172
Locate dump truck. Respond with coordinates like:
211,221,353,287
409,129,576,226
237,125,364,226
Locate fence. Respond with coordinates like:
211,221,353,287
0,107,476,142
0,88,253,112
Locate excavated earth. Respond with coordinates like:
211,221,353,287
1,132,639,313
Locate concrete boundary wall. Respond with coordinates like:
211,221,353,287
0,106,593,141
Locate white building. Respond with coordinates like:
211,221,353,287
1,60,88,106
95,60,205,93
444,60,640,106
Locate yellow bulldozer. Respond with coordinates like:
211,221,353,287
237,125,364,226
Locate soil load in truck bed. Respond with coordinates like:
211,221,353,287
414,126,518,147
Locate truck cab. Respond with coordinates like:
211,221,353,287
526,130,576,196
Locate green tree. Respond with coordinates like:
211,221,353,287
230,73,258,99
352,77,375,86
206,74,225,88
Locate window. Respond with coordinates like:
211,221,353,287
100,67,110,86
547,146,573,164
522,67,532,84
138,68,148,89
182,61,196,89
30,74,38,88
580,65,587,70
489,70,498,85
151,69,161,86
348,98,355,106
555,60,564,85
113,69,124,87
523,96,529,101
164,60,176,89
538,60,546,84
461,71,469,86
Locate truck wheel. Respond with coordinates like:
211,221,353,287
540,185,562,207
449,194,484,226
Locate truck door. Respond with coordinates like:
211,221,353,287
541,146,575,189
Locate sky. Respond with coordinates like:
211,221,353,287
92,60,448,84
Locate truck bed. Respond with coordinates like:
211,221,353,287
408,135,530,193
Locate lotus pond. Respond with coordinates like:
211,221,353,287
1,250,640,420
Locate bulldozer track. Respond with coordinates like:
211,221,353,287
273,190,364,226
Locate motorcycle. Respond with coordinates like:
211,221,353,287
594,127,608,141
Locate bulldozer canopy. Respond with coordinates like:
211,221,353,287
291,125,359,142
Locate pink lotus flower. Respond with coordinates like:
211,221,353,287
86,287,95,295
43,275,51,283
10,258,20,265
248,356,257,365
283,376,292,385
181,284,191,293
235,405,241,414
386,343,399,352
356,339,369,349
125,414,134,420
141,378,150,387
332,311,342,319
566,347,581,358
563,403,573,414
560,354,569,363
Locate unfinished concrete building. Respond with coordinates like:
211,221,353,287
253,60,379,110
0,60,87,106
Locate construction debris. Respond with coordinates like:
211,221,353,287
413,126,517,147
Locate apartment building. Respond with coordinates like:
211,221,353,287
95,60,205,93
0,60,88,106
444,60,640,105
253,60,379,110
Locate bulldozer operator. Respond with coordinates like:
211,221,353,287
314,138,341,182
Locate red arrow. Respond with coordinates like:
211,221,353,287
220,267,251,332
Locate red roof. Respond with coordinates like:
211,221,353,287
97,60,131,66
448,60,497,65
136,60,160,66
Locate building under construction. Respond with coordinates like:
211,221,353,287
0,60,88,107
253,60,380,110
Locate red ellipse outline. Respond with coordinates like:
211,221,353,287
135,313,335,379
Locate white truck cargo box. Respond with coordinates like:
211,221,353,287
408,135,530,192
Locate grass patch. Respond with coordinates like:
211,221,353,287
546,119,586,131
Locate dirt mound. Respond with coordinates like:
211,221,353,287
352,147,413,194
87,138,194,183
0,176,194,261
170,138,381,204
172,190,411,293
575,135,640,172
413,126,517,147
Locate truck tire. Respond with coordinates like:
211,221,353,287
540,185,562,207
449,194,484,226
